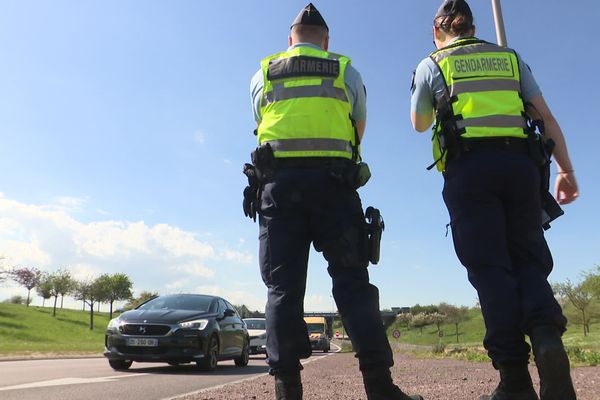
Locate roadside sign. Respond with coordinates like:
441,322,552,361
392,330,401,339
335,331,340,338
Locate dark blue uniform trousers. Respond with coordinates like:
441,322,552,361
442,148,567,368
259,166,394,375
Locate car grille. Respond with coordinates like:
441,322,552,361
120,324,171,336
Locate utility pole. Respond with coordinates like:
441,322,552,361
491,0,507,47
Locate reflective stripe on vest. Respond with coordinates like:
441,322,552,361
262,80,349,105
429,38,527,171
268,138,353,153
257,46,355,159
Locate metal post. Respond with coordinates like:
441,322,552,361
491,0,507,47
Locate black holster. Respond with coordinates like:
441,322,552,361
242,143,277,222
525,118,564,230
365,206,384,265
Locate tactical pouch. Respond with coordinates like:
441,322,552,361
541,191,564,231
365,206,384,265
343,162,371,189
251,143,276,182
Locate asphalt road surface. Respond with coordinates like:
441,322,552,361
0,355,278,400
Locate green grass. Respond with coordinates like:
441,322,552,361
0,303,111,355
381,307,600,366
2,302,599,365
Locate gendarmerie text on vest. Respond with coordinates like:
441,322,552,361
268,56,340,80
453,56,513,75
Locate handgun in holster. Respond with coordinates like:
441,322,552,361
242,143,277,222
525,116,564,230
365,206,384,265
427,95,462,170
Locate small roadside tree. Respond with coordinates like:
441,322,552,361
439,303,471,343
73,278,105,330
429,312,447,334
554,279,594,336
6,295,27,304
396,312,413,330
234,304,252,319
410,304,439,315
410,312,431,334
36,275,53,307
124,291,158,310
46,269,74,317
96,273,133,319
10,267,42,307
583,266,600,299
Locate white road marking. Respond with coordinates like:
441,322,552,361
161,343,342,400
0,374,149,392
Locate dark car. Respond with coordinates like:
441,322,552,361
104,294,249,371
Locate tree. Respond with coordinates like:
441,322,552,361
429,312,447,333
409,312,431,334
46,269,74,317
73,278,105,330
410,304,439,316
439,303,471,343
36,275,53,307
55,271,75,309
554,279,594,336
582,266,600,299
234,304,252,319
96,273,133,319
124,291,158,310
5,295,27,305
396,312,413,330
10,267,42,307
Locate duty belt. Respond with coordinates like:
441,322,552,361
460,137,529,153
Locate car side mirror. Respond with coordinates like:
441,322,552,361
224,309,236,317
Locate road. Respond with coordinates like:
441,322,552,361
0,355,273,400
0,349,338,400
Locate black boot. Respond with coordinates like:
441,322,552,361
530,325,577,400
479,365,539,400
362,367,423,400
274,371,303,400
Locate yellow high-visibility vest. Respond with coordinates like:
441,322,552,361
430,38,527,171
258,46,356,159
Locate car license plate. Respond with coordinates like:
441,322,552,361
127,338,158,347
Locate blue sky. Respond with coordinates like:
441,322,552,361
0,0,598,312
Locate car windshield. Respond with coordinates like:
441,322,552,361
245,319,266,330
138,295,213,312
307,323,325,333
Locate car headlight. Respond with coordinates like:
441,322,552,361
178,319,209,330
107,318,121,330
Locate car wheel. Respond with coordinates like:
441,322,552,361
108,359,133,370
234,339,250,367
197,335,219,371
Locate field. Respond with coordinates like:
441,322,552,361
0,303,110,355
